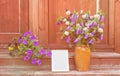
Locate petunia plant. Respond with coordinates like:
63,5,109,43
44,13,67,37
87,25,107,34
57,10,104,49
8,31,51,65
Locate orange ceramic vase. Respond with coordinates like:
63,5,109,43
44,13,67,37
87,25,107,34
74,45,90,71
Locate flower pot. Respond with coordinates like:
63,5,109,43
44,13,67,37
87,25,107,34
74,45,90,71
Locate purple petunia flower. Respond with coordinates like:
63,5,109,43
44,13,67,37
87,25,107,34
23,31,32,37
89,39,93,44
34,41,39,46
39,49,45,55
32,58,37,64
23,40,28,45
66,36,71,43
18,38,23,43
26,50,33,56
24,55,30,61
74,38,79,43
84,34,89,39
30,35,35,40
46,51,52,57
66,26,71,30
37,60,42,65
100,15,104,22
100,34,103,40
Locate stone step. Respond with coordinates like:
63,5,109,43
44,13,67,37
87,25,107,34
1,51,120,70
1,50,120,76
0,66,120,76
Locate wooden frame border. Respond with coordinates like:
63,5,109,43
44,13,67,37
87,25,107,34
109,0,115,47
114,0,120,53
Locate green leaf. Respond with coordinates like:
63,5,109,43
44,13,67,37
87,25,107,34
28,40,34,46
94,18,99,23
18,47,23,52
70,27,75,32
57,16,63,22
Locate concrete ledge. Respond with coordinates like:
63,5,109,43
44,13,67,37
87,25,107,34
0,68,120,76
91,52,120,58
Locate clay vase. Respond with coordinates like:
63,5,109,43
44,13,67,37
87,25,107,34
74,45,90,71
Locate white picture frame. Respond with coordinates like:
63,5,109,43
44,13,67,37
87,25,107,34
51,50,69,72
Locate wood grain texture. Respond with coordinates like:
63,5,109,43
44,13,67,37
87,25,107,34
20,0,29,33
38,0,48,47
29,0,49,47
0,0,19,33
109,0,115,47
115,0,120,53
29,0,39,38
0,0,29,48
99,0,109,44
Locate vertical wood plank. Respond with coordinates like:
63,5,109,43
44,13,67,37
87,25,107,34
38,0,48,47
99,0,109,44
29,0,49,47
115,0,120,53
109,0,115,47
21,0,29,33
29,0,39,38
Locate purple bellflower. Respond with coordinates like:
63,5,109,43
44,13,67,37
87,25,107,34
74,38,79,43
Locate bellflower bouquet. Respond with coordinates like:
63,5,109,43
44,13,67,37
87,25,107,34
57,10,104,48
8,31,51,65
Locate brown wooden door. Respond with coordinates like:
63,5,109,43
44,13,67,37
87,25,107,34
0,0,117,52
0,0,29,49
30,0,116,51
